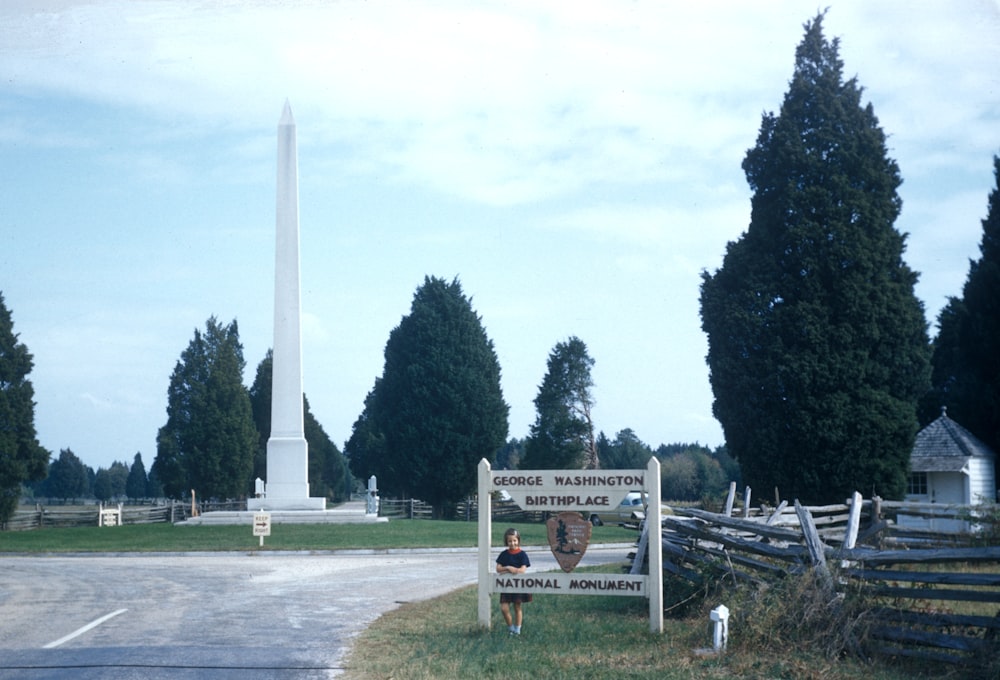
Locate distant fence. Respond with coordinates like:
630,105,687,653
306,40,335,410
634,486,1000,668
377,498,434,520
5,497,538,529
377,497,548,522
3,499,246,531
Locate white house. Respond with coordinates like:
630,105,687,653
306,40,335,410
901,408,996,533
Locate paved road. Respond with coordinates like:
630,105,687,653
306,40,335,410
0,546,630,679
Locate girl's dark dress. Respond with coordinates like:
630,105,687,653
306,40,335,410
496,548,532,603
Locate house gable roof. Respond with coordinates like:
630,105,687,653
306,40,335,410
911,409,996,473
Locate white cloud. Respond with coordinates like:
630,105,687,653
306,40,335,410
6,1,996,209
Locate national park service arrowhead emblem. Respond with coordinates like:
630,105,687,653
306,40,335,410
546,511,592,573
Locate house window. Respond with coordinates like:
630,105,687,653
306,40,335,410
907,472,928,496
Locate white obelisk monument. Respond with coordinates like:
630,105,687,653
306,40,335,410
253,101,325,511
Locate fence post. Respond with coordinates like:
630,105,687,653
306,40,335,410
843,491,862,550
840,491,863,568
724,482,736,517
630,519,650,576
794,499,833,591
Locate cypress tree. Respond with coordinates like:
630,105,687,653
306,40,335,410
0,293,48,521
927,154,1000,452
46,448,89,502
522,336,599,470
153,317,256,500
346,276,509,516
126,452,148,500
699,14,930,503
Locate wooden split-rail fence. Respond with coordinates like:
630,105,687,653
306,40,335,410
376,497,547,522
4,500,247,531
628,485,1000,668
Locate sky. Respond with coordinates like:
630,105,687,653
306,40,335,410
2,1,998,473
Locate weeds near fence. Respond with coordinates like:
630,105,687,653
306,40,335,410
649,490,1000,678
962,501,1000,547
721,568,868,659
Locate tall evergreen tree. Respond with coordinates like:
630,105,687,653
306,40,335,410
926,154,1000,452
0,293,49,521
93,468,113,502
248,351,272,485
304,395,349,502
145,466,164,499
152,317,257,500
46,448,89,502
522,336,599,470
247,351,350,502
126,452,148,500
106,460,128,499
345,384,387,490
699,14,930,503
345,276,509,515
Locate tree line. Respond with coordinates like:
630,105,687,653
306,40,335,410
2,12,997,524
28,450,160,503
499,433,739,504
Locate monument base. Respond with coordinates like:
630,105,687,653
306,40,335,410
181,500,387,525
247,496,327,511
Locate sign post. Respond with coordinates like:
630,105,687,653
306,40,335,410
477,458,663,633
646,456,663,633
253,511,272,547
477,459,492,628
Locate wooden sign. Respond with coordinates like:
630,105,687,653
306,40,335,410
253,512,271,536
546,511,592,572
478,458,664,634
253,512,271,546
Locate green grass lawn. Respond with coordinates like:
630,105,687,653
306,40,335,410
342,564,923,680
0,519,630,553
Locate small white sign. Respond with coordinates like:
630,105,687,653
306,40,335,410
253,512,271,537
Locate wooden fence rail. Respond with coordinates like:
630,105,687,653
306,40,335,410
375,497,548,522
644,490,1000,669
3,501,233,531
377,498,435,520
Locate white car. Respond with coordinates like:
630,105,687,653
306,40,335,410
588,492,670,526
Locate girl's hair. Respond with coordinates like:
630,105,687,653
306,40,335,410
503,528,520,541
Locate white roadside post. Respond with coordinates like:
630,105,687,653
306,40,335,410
477,458,492,628
711,604,730,651
366,475,379,515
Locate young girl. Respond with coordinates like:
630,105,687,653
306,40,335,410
495,527,531,635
